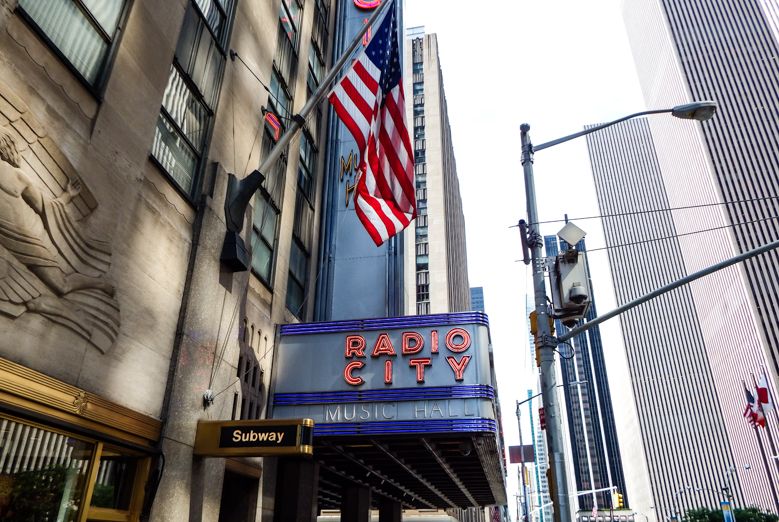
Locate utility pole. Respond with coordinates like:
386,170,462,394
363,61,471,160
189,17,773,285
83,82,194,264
522,123,572,522
519,101,716,522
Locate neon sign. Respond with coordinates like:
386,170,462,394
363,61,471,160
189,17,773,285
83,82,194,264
343,327,473,386
354,0,381,9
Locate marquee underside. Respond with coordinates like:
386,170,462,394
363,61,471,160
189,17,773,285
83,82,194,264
313,431,507,510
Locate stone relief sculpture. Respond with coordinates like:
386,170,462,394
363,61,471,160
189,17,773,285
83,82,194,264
0,81,119,353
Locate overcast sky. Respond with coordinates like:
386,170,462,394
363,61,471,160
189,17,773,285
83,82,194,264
403,0,646,517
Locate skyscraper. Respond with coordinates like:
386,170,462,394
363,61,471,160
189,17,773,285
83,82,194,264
403,28,470,316
544,236,628,514
471,287,485,312
620,0,779,513
586,117,777,515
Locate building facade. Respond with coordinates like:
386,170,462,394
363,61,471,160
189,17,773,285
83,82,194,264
586,117,778,517
0,0,336,520
544,237,628,515
619,0,779,515
403,28,470,316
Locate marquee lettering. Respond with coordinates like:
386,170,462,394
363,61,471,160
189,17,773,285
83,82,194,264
342,327,474,386
345,335,366,357
446,355,471,381
402,331,424,355
445,328,471,353
344,360,365,385
372,333,397,357
409,358,432,383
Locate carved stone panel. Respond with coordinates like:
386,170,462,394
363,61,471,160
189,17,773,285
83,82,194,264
0,81,119,353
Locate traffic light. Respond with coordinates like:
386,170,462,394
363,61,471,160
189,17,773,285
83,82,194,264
615,492,624,509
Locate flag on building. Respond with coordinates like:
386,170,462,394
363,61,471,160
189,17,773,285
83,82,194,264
757,374,773,413
328,0,416,246
744,387,766,428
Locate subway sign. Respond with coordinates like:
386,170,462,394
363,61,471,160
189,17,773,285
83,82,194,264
193,419,314,457
270,313,498,437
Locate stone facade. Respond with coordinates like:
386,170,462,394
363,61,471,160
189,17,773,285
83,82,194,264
0,0,332,520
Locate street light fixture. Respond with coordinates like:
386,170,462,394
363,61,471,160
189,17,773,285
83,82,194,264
521,100,717,522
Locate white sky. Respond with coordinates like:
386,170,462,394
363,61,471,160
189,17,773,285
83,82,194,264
403,0,647,518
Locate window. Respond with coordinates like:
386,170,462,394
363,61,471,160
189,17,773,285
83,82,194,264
416,301,430,315
18,0,128,90
413,82,424,95
416,242,429,256
298,132,316,202
151,0,236,198
414,115,425,127
286,239,308,317
269,70,294,121
276,0,303,86
0,416,150,521
417,214,428,227
415,163,426,176
251,193,279,285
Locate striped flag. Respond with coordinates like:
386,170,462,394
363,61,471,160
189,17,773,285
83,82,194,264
744,387,766,428
758,374,774,412
328,0,416,246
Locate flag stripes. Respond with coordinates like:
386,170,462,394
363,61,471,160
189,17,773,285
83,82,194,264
328,0,415,246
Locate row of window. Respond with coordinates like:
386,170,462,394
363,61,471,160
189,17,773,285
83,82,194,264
412,38,428,315
18,0,328,321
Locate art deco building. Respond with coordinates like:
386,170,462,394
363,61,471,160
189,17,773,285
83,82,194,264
403,27,470,316
0,0,335,519
586,117,778,516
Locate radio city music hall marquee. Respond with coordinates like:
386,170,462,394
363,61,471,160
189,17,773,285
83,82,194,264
270,313,499,437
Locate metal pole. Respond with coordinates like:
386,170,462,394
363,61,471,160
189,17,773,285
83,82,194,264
518,399,530,522
224,0,393,233
522,123,572,522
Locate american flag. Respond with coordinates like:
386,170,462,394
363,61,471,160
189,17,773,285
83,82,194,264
328,0,416,246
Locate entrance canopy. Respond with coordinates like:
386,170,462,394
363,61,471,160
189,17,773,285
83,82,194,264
270,312,507,509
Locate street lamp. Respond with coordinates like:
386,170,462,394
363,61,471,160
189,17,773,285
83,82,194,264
521,100,717,522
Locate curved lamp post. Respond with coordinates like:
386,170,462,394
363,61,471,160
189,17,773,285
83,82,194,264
521,100,717,522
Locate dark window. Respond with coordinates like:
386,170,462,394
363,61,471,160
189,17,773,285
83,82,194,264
151,0,236,198
18,0,128,90
251,193,279,285
286,239,309,317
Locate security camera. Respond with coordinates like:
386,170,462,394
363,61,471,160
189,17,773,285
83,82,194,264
569,283,589,305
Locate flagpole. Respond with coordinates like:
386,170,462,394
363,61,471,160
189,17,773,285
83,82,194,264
744,380,779,513
221,0,395,269
752,373,779,477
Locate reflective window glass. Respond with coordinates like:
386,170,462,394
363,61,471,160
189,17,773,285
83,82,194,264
0,418,94,521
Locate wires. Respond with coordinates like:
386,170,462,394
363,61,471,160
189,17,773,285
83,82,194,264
531,194,779,226
585,214,779,254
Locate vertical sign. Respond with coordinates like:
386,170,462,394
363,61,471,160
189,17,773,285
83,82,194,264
721,501,734,522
